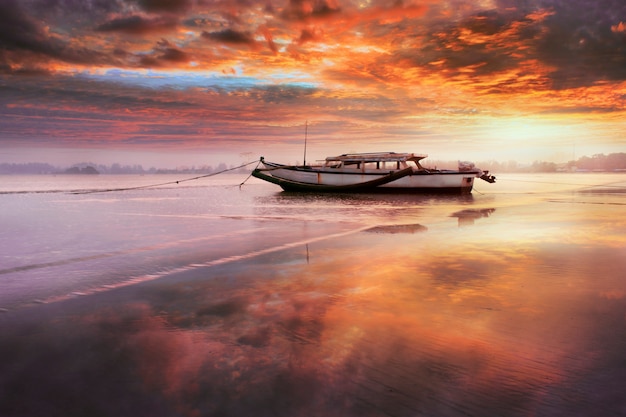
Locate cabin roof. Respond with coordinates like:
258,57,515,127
325,152,428,163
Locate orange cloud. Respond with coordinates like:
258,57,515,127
611,21,626,33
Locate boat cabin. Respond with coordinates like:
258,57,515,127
323,152,429,171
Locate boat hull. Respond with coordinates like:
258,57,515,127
256,162,479,193
252,165,415,192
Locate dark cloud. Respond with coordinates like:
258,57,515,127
202,28,256,46
181,16,211,28
535,0,626,88
392,9,529,81
136,39,191,67
492,0,626,87
281,0,342,21
298,27,323,44
0,0,111,71
0,1,56,55
0,73,196,117
158,47,189,62
96,15,179,35
28,0,126,15
253,85,317,104
387,0,626,90
129,0,194,13
462,10,509,36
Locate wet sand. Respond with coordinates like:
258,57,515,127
2,188,626,417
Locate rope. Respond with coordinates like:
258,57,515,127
238,160,262,188
70,160,260,195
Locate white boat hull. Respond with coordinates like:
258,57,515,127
261,164,480,193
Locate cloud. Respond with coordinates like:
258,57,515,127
202,28,257,46
260,26,278,54
136,39,192,67
130,0,194,14
533,0,626,88
156,47,189,63
385,8,544,82
0,0,114,71
612,22,626,33
0,0,70,69
0,1,46,49
298,27,324,44
4,0,624,90
1,0,625,163
96,15,179,35
281,0,342,21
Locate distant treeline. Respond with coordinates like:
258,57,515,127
567,153,626,171
0,162,58,174
0,162,246,175
477,153,626,173
2,153,625,174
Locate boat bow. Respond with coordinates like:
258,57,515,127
252,164,414,192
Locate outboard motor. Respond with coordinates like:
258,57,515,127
480,171,496,183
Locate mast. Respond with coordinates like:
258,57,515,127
303,120,308,167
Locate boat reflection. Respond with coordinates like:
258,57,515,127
365,223,428,234
451,208,496,226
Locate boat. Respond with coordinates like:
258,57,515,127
252,152,495,193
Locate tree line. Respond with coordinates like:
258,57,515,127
2,153,625,174
0,162,237,175
478,153,626,173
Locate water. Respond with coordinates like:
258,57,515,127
1,173,625,416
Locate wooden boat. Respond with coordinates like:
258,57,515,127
252,152,495,193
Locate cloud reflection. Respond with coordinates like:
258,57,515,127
2,219,626,416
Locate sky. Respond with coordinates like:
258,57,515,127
0,0,625,168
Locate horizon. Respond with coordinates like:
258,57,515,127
3,151,625,174
1,1,625,166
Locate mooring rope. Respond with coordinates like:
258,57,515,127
70,160,260,195
238,160,262,188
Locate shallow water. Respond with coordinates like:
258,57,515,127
1,173,625,416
